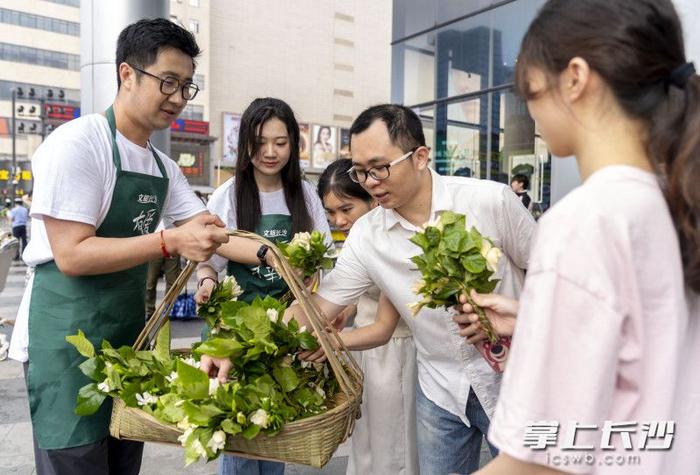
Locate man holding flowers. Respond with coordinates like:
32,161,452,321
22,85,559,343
287,104,535,473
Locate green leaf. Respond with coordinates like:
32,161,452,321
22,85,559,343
297,332,319,351
443,227,464,253
461,254,486,274
241,423,261,439
155,321,171,363
78,357,104,381
75,383,106,416
272,366,300,392
65,330,95,358
195,338,243,358
220,418,242,436
176,360,209,400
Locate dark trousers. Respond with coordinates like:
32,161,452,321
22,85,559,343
23,362,143,475
145,255,180,317
12,225,27,260
33,434,143,475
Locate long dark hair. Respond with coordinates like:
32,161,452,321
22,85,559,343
234,98,312,235
516,0,700,292
317,158,372,204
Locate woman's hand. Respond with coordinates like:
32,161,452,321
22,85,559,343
452,290,519,343
194,278,216,304
199,355,232,383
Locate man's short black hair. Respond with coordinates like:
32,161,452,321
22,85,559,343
512,174,530,189
349,104,426,153
116,18,200,88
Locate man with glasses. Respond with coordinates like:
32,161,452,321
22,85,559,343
286,104,534,474
9,18,228,475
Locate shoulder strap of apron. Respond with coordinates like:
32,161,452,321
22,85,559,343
104,105,168,179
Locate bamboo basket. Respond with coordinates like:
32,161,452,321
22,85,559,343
109,230,363,468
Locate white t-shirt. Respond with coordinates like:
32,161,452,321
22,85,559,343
9,113,205,362
317,169,535,425
488,166,691,474
203,177,332,273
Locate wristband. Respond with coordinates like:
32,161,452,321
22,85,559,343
197,276,217,289
159,229,171,258
256,244,270,267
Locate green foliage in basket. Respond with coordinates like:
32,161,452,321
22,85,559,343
66,277,338,466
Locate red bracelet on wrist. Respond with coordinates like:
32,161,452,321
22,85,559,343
159,229,171,258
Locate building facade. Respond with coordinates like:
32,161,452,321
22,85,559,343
0,0,80,198
392,0,549,211
206,0,392,186
392,0,700,211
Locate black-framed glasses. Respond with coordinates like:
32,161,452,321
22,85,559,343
129,64,200,101
347,147,418,184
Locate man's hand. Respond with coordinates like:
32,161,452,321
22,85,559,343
453,290,519,344
200,355,232,384
168,214,229,262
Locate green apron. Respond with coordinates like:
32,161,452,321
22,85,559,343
227,214,292,303
26,106,169,450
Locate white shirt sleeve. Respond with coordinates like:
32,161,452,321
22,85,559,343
316,225,373,306
496,186,536,270
30,123,107,226
200,180,235,273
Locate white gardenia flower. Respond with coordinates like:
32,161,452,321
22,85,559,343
250,409,270,428
97,379,113,393
222,276,244,300
480,240,503,272
411,278,425,295
191,438,208,458
207,430,226,452
314,385,326,398
181,357,201,369
176,416,194,431
266,308,278,322
299,326,307,333
292,232,312,251
135,392,158,406
166,371,178,383
300,360,311,369
177,426,194,446
208,378,220,396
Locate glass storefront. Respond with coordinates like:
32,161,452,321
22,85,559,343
392,0,549,214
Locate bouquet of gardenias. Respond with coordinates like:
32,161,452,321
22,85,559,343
408,211,510,372
66,276,339,465
277,231,334,279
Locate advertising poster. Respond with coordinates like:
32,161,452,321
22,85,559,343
339,128,351,159
311,124,337,169
222,112,241,165
298,122,311,169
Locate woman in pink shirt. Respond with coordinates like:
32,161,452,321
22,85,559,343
457,0,700,474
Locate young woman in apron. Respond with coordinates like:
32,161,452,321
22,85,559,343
195,97,331,475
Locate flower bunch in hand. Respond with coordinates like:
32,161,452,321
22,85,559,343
408,211,503,343
277,231,334,279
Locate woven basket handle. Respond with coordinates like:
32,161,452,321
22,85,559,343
133,230,362,400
